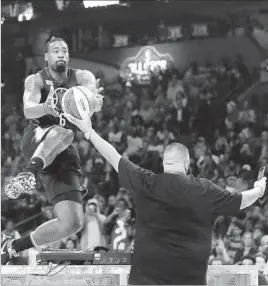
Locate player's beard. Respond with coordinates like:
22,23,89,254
55,62,67,73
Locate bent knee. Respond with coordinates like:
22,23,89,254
52,126,74,143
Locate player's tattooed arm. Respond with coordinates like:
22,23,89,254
23,74,46,119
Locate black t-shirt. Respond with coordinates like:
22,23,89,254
118,158,242,285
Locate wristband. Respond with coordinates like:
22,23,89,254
259,186,265,198
85,129,95,140
256,185,265,198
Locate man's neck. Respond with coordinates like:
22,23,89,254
48,67,68,83
164,170,186,175
163,164,186,175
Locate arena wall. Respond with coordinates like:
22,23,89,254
1,265,259,286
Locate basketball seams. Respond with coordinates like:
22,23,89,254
75,86,92,112
64,88,82,120
62,86,92,120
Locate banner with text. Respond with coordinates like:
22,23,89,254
192,24,208,37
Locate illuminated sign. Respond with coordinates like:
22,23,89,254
120,46,173,85
192,24,208,37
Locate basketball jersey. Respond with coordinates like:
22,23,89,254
32,67,79,133
110,219,131,251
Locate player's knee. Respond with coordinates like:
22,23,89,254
53,126,74,144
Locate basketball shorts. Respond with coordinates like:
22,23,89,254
21,123,84,205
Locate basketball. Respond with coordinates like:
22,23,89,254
62,86,96,120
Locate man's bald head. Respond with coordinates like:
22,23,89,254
163,143,190,174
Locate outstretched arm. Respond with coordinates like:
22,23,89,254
64,114,156,193
86,130,122,172
64,112,121,171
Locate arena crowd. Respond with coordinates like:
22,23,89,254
1,41,268,285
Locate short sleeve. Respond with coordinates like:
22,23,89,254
209,181,242,216
118,158,155,193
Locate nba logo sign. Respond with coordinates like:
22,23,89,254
120,46,173,85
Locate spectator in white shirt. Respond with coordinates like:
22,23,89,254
126,127,143,157
80,198,107,251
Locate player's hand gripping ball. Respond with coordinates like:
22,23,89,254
61,86,103,120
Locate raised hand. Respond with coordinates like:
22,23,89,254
254,177,267,197
64,112,93,134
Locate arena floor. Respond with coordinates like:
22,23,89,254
1,265,259,286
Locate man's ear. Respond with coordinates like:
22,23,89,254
184,160,190,174
44,53,48,62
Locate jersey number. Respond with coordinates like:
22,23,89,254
59,113,66,127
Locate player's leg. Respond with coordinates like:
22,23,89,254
30,197,83,245
25,125,74,174
1,148,84,265
4,125,74,198
1,196,83,265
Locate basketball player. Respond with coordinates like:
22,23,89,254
1,37,103,264
65,113,267,285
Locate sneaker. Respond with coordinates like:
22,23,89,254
1,235,18,265
4,171,36,199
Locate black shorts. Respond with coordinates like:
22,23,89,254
21,123,84,205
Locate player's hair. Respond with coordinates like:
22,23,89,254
44,37,68,53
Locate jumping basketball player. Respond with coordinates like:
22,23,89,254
1,37,103,264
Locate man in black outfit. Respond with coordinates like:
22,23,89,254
66,113,267,285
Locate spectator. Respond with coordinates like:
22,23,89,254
94,194,107,215
1,219,21,240
108,119,127,153
216,177,227,190
241,255,255,265
166,74,184,103
125,127,143,159
65,238,77,250
211,237,231,264
80,198,107,251
253,226,265,248
255,253,268,285
238,100,256,124
259,235,268,255
225,220,244,260
233,232,257,263
105,198,134,251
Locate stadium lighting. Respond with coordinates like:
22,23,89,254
1,17,5,24
83,1,119,8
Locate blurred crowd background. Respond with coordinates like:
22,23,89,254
1,0,268,283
